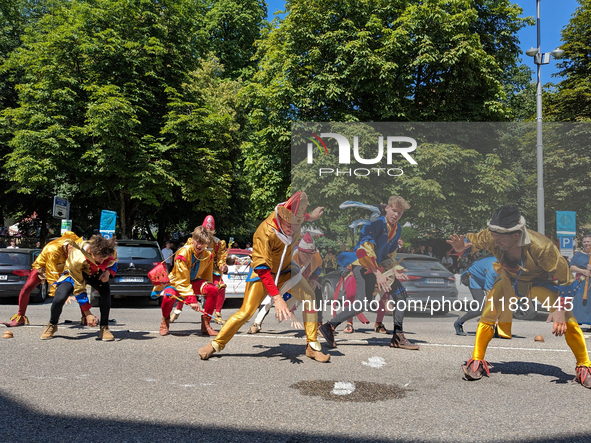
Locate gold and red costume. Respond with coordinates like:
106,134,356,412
465,228,590,370
47,238,118,330
209,197,323,354
8,231,82,326
173,233,228,315
154,243,221,323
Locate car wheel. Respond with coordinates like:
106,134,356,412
322,281,334,303
513,300,538,320
30,282,48,304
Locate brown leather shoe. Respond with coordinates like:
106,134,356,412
575,366,591,389
159,316,170,336
198,343,216,360
462,358,490,381
200,315,218,336
305,344,330,362
41,323,58,340
390,332,419,350
99,326,114,341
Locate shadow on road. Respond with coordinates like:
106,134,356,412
1,390,591,442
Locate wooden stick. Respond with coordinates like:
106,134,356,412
583,253,591,306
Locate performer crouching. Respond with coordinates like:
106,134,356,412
41,235,117,341
7,231,82,327
448,205,591,388
156,226,221,337
198,191,330,362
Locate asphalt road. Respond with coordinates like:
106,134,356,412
1,297,591,443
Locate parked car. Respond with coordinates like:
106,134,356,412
0,248,47,303
222,248,252,299
89,240,163,306
320,253,458,315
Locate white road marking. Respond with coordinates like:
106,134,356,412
331,382,356,395
362,356,387,368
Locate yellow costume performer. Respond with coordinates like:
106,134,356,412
41,235,118,340
248,232,323,333
7,231,82,326
198,192,330,362
154,226,223,336
449,205,591,388
169,215,228,324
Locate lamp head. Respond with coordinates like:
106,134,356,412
525,47,539,57
551,47,565,59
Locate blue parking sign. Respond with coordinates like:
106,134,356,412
560,236,574,249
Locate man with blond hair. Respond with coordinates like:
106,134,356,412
155,226,222,337
319,196,417,350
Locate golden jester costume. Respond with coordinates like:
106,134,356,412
248,232,323,333
170,215,228,324
453,205,591,387
154,233,222,337
198,192,330,362
42,236,118,340
7,231,82,327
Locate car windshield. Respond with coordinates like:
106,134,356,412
116,246,160,261
402,259,449,272
0,252,30,266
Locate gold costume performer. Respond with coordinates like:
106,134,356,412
198,192,330,362
169,215,228,324
248,232,323,333
41,235,118,341
448,205,591,388
154,226,222,336
7,231,82,327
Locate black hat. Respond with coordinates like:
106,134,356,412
489,205,521,230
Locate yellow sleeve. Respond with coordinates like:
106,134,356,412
215,240,228,271
538,242,576,286
466,230,495,253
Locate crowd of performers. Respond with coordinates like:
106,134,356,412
4,195,591,389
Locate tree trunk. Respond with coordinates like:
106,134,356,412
119,190,131,239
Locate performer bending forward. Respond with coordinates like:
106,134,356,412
41,235,117,341
7,231,82,326
155,226,221,337
318,195,416,350
448,205,591,388
198,191,330,362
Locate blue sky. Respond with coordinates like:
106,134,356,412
264,0,582,81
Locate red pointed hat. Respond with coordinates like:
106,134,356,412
277,191,308,225
298,232,316,253
202,215,215,230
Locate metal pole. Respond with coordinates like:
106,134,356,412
536,0,545,235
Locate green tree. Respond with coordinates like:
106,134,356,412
546,0,591,122
244,0,531,218
204,0,268,79
2,0,248,238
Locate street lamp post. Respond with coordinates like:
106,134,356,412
525,0,564,236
